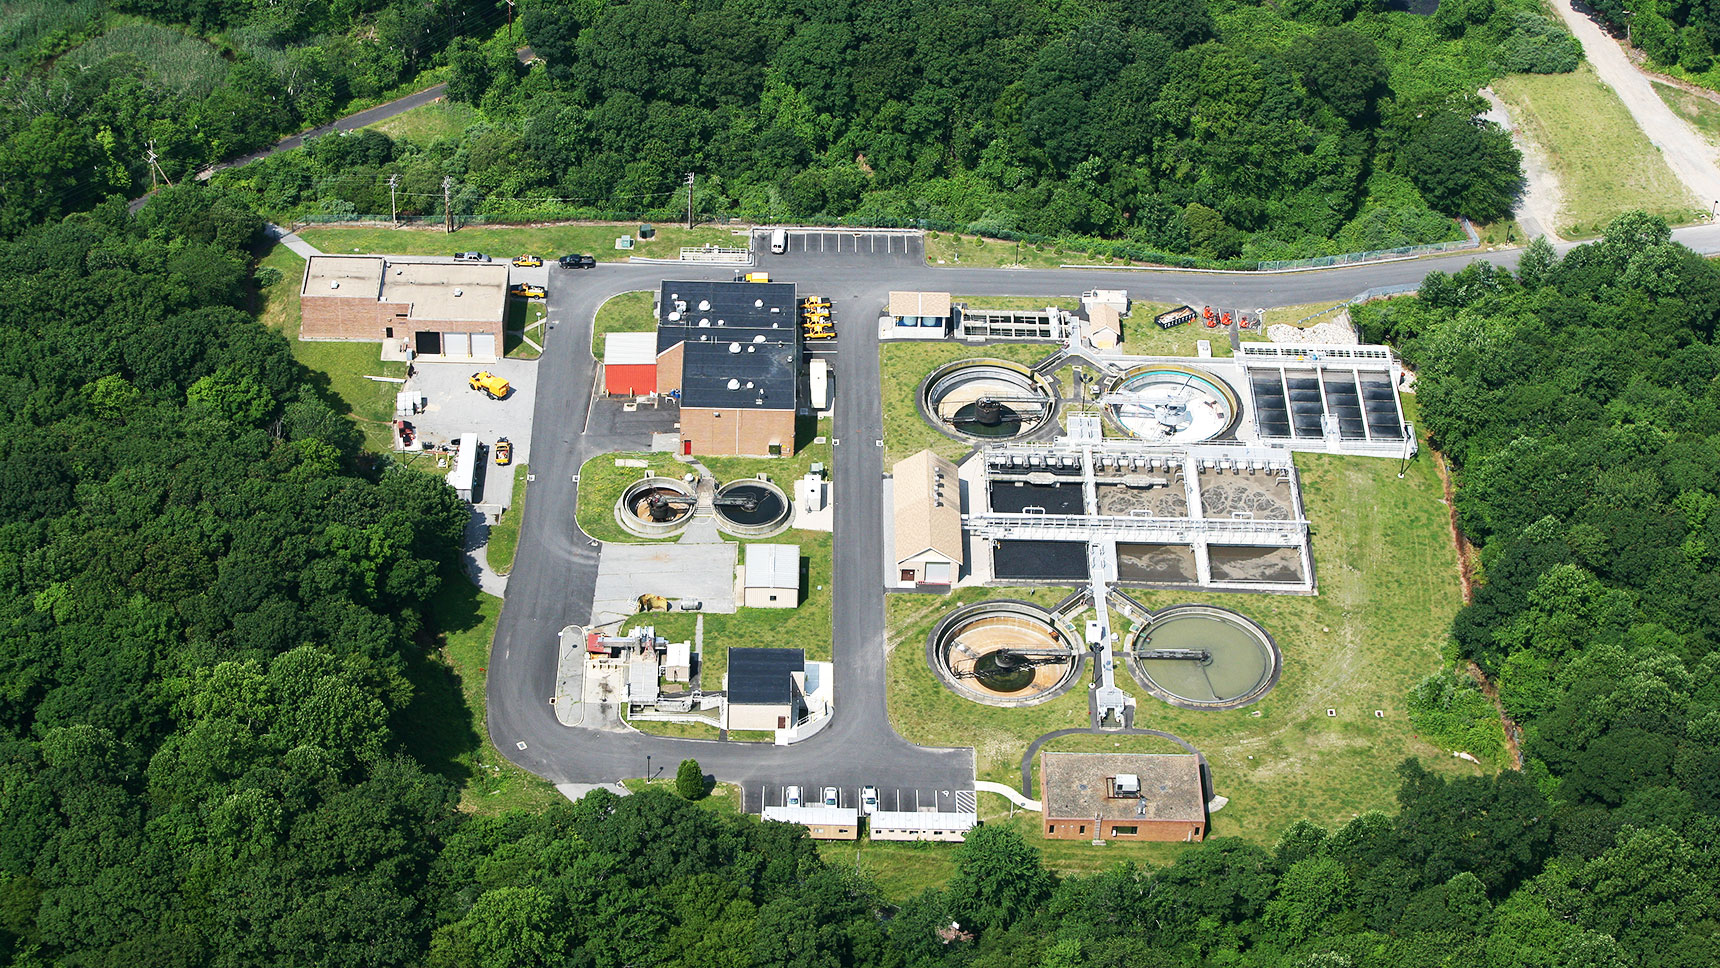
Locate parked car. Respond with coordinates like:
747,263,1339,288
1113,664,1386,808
493,437,512,465
509,283,547,298
512,254,542,267
558,253,597,269
860,786,879,815
784,785,802,807
453,251,491,262
822,786,839,808
469,371,510,399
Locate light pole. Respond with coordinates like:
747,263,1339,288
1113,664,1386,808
646,754,651,784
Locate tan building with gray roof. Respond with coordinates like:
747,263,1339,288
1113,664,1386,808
299,255,507,361
892,449,963,588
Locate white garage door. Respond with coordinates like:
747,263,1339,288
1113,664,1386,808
470,333,497,359
443,332,471,358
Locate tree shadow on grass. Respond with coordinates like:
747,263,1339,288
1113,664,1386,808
394,574,487,788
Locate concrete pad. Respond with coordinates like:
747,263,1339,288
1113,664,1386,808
590,542,737,626
407,357,538,465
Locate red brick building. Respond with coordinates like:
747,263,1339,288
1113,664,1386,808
657,281,801,457
299,256,507,362
1041,752,1207,842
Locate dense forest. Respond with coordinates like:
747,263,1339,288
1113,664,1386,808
0,0,497,236
0,184,1717,962
5,0,1575,260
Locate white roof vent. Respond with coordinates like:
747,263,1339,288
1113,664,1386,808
698,319,711,327
753,334,765,343
755,397,764,405
746,381,754,388
329,280,339,289
729,342,741,353
453,288,463,296
698,299,711,311
755,299,764,308
747,346,756,353
667,311,681,322
727,378,740,390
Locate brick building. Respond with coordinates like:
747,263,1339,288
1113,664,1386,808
299,256,508,362
1041,752,1207,842
657,281,800,456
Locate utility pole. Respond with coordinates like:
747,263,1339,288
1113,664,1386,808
389,174,400,225
145,140,172,189
685,172,695,230
442,175,453,233
505,0,515,42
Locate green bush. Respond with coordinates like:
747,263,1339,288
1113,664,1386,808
1407,668,1507,767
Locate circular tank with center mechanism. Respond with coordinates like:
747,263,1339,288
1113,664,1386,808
616,476,696,538
714,478,791,537
927,600,1083,706
920,359,1059,442
1102,364,1241,442
1124,604,1280,710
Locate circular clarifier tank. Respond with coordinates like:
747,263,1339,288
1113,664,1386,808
616,476,695,538
928,600,1082,706
920,359,1058,442
1124,605,1280,710
1102,364,1240,442
714,479,791,536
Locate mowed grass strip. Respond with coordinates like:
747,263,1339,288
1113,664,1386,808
887,444,1473,861
485,464,528,575
298,223,746,263
363,98,477,144
1494,65,1702,237
591,290,656,359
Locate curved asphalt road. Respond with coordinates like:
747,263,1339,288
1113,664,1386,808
486,222,1720,801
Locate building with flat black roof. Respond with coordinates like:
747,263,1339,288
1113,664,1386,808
725,646,806,731
657,280,801,456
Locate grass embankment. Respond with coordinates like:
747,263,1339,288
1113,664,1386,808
299,223,745,262
953,294,1082,312
576,451,687,544
887,444,1471,854
363,98,477,144
485,464,528,575
1653,80,1720,145
880,341,1056,465
591,290,656,359
254,244,406,453
1493,65,1702,237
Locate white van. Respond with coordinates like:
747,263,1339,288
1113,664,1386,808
770,228,788,254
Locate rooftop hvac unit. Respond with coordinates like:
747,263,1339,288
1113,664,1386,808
1114,773,1140,794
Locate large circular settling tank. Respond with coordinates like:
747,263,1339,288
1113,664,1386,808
928,600,1081,706
616,476,695,537
920,359,1057,442
1103,364,1240,442
1125,605,1280,710
714,479,791,536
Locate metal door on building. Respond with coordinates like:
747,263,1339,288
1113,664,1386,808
470,333,497,359
443,332,471,358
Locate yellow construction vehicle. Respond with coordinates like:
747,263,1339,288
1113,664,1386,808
636,594,671,612
469,371,511,399
802,320,835,340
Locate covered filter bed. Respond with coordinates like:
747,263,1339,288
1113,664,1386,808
1125,604,1280,709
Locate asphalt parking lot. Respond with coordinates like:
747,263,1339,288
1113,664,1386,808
407,357,538,464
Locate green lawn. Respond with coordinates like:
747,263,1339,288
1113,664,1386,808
880,341,1057,465
396,581,564,816
363,97,478,144
1494,66,1702,238
591,290,656,359
485,464,528,575
576,451,689,544
887,432,1474,854
299,223,747,263
254,243,406,453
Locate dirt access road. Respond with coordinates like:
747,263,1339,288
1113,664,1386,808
1555,0,1720,210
